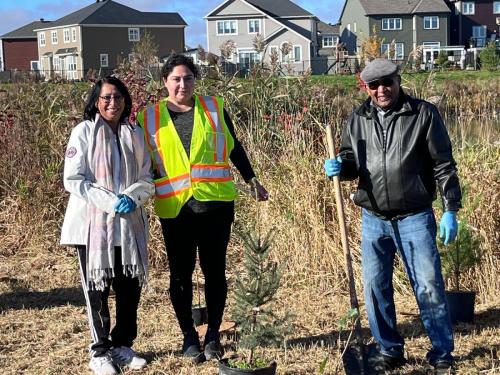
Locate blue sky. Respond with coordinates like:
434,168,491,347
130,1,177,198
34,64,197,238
0,0,345,48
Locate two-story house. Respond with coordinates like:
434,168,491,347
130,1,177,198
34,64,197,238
445,0,500,47
205,0,339,74
339,0,451,61
1,19,52,72
35,0,186,80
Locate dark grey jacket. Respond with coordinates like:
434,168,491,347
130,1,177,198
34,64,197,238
339,91,462,219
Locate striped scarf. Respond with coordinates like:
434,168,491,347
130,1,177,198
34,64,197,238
86,116,148,291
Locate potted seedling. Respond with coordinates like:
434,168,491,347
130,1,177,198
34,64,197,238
439,219,482,323
218,228,290,375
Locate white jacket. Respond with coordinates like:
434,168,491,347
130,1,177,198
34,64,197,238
60,118,154,245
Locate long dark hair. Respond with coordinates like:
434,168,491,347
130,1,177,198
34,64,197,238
83,76,132,122
161,53,199,79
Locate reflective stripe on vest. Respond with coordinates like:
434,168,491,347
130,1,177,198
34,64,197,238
191,164,232,183
198,96,227,162
154,173,191,198
143,103,167,177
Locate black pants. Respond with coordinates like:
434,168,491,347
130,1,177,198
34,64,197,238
160,204,234,334
77,246,142,357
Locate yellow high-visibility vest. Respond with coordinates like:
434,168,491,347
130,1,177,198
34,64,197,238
137,95,237,218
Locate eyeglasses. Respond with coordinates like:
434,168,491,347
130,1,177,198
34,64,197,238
367,77,395,90
99,94,123,103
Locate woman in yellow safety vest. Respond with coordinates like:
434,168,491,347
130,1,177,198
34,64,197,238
137,54,268,363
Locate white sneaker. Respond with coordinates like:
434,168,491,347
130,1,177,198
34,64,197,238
89,354,118,375
111,346,147,370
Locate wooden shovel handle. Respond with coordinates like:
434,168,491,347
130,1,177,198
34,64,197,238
325,125,361,317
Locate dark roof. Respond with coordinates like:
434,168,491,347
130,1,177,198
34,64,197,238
317,21,340,35
207,0,313,18
358,0,450,15
1,20,52,39
34,0,186,30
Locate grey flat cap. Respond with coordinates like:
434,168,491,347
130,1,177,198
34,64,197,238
360,58,399,83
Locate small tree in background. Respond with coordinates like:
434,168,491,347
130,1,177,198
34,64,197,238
479,42,500,71
435,50,450,70
359,25,384,65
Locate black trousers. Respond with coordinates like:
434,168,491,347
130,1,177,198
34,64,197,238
160,203,234,334
77,246,142,357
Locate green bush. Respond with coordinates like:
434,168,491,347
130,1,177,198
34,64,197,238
479,42,500,71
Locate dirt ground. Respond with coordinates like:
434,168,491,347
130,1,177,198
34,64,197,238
0,250,498,375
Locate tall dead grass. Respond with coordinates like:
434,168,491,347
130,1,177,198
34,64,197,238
0,70,498,318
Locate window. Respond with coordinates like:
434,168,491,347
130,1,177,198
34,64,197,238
382,18,402,30
472,25,487,47
71,28,77,42
280,42,292,62
63,28,70,43
100,54,109,67
353,22,357,32
424,16,439,29
216,20,237,35
422,41,441,48
269,46,279,59
128,28,140,41
51,30,58,44
381,43,404,60
463,2,474,15
128,53,136,62
293,45,302,62
30,60,40,71
66,55,77,80
248,19,260,34
53,57,61,73
39,32,46,47
494,1,500,13
237,49,261,65
322,36,338,48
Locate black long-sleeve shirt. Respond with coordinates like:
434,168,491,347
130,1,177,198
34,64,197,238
168,107,255,213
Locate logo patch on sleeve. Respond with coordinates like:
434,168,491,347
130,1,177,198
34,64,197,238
66,147,77,158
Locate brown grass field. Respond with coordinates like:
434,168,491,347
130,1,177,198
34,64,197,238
0,68,499,374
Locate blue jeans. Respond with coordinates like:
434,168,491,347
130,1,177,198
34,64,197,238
361,208,453,364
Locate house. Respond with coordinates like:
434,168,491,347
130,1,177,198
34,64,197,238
445,0,500,47
317,21,341,57
339,0,451,61
34,0,186,80
0,19,52,72
205,0,339,74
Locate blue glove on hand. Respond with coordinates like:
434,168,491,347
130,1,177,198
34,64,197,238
439,211,458,245
114,194,136,214
324,156,342,177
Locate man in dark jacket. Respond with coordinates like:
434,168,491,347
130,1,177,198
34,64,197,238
324,58,461,373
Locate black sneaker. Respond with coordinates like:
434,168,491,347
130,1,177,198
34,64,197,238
182,329,205,364
433,360,454,375
204,328,224,360
382,354,407,370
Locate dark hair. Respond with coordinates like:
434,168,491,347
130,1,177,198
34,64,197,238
161,53,198,79
83,75,132,122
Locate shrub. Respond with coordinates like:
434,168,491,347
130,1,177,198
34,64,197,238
479,42,500,71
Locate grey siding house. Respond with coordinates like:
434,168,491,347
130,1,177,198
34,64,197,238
34,0,186,80
205,0,335,74
340,0,451,60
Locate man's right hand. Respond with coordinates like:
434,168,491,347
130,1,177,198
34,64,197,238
324,156,342,177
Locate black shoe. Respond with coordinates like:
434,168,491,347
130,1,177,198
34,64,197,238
204,328,224,360
382,354,407,370
433,360,454,375
182,329,205,364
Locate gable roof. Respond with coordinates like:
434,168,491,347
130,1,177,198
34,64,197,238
34,0,186,31
1,20,52,39
317,21,340,35
206,0,313,18
358,0,450,15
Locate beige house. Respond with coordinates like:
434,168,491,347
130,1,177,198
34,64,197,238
35,0,186,80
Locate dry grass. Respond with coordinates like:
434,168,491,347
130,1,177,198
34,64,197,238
0,72,499,374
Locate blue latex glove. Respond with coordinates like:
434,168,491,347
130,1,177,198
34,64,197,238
324,156,342,177
439,211,458,245
114,194,136,214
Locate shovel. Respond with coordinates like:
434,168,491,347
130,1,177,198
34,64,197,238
325,125,381,374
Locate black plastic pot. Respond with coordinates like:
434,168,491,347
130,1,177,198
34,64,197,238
445,290,476,324
192,305,207,326
219,359,277,375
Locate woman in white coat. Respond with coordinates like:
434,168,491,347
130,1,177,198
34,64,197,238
60,76,154,375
